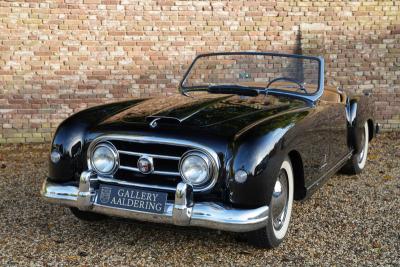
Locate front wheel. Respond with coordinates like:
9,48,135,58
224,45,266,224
246,157,294,248
341,121,369,174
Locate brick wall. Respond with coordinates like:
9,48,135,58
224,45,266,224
0,0,399,143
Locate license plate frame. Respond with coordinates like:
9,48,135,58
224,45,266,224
95,184,168,214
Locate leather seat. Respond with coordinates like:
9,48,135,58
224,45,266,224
321,86,347,103
321,90,341,102
238,81,347,103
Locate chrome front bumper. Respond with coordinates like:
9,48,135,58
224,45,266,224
41,171,269,232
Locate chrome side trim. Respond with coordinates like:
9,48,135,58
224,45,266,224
119,165,180,177
87,134,221,192
118,150,181,161
307,150,353,191
41,176,269,232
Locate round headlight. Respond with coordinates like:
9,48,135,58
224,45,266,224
180,151,213,186
91,143,118,175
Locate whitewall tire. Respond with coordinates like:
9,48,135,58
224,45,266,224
246,157,294,248
357,121,369,169
341,121,369,174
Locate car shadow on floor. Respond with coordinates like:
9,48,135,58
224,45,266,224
52,207,248,248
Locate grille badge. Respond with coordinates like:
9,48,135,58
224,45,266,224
137,156,154,174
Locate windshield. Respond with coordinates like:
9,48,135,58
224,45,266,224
180,52,323,96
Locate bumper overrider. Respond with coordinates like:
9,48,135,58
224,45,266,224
41,171,269,232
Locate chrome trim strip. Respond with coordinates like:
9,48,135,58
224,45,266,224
118,150,181,161
87,134,221,192
147,115,184,123
307,151,353,190
147,102,211,125
119,165,180,177
41,177,269,232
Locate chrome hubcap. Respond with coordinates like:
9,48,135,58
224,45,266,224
271,169,289,230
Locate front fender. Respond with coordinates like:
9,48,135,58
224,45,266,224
49,99,146,182
227,111,306,207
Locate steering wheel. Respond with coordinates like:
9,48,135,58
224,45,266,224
266,77,308,93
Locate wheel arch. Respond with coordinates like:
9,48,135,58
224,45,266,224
367,118,374,141
288,150,306,201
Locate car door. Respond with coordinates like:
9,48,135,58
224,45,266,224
294,102,333,188
325,100,349,166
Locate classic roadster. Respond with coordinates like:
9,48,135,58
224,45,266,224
41,52,378,247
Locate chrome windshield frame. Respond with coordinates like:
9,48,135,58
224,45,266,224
179,51,325,103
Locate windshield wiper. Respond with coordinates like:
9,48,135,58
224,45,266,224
207,84,261,96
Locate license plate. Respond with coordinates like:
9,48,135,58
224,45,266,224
95,184,167,214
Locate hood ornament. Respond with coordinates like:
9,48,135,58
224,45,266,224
149,118,160,128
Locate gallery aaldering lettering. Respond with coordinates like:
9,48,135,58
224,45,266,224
109,188,163,212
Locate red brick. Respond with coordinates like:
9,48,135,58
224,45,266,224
0,1,399,143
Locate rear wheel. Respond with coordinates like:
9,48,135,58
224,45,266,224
246,157,294,248
70,207,107,221
341,121,369,174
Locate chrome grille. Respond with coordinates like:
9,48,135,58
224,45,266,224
117,151,182,177
87,135,220,192
118,150,181,176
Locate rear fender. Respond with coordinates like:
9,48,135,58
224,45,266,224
345,95,374,154
346,99,360,152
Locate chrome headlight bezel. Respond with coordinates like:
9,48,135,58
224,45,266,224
89,142,119,176
179,150,216,187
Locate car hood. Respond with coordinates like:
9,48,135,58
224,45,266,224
97,93,309,138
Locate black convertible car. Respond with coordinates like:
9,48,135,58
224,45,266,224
41,52,377,248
